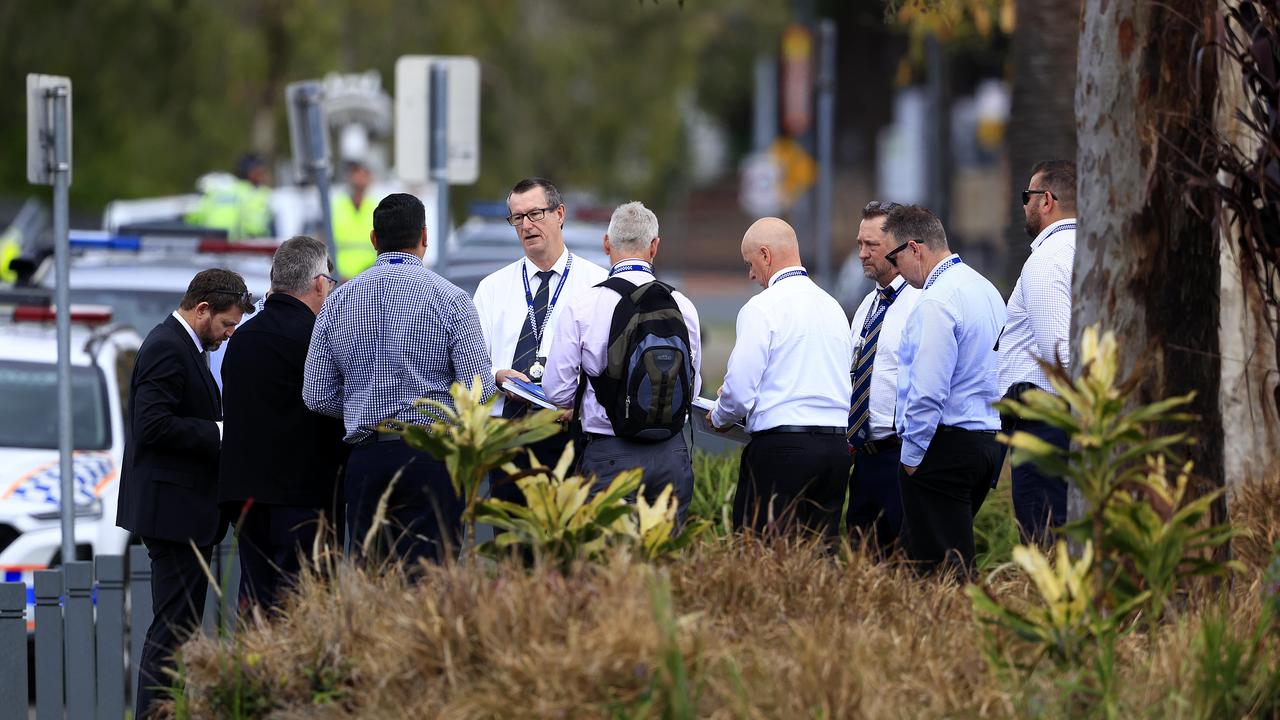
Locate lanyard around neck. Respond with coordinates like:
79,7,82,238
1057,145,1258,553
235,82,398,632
923,256,962,290
522,252,573,346
859,283,902,337
771,268,808,285
609,262,654,277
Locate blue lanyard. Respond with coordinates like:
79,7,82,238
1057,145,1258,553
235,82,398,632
772,268,808,284
522,252,573,346
609,263,654,277
923,256,962,291
859,283,901,337
1041,222,1076,243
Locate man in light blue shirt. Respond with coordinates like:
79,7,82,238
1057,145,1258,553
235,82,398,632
883,205,1005,574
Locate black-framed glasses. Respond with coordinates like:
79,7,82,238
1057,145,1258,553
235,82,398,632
863,200,902,215
885,241,911,267
505,205,559,226
315,273,338,289
1021,189,1055,206
209,288,253,305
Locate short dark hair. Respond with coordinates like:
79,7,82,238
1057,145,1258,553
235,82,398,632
861,200,903,221
179,268,255,314
508,177,563,211
881,205,948,252
372,193,425,253
1030,160,1077,212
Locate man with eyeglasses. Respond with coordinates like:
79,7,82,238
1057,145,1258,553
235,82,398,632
117,268,255,719
305,193,495,569
845,200,921,557
997,160,1078,545
882,205,1005,576
219,236,348,611
472,178,606,504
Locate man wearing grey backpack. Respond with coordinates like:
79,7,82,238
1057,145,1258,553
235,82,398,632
543,201,702,524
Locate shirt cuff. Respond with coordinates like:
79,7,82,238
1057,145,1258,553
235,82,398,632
900,439,925,467
710,403,736,429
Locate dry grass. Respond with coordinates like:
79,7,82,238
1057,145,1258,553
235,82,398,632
177,481,1280,719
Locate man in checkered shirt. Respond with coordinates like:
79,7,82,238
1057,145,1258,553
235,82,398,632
997,160,1077,545
304,193,496,569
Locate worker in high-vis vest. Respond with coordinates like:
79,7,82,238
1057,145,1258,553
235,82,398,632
185,153,274,240
330,161,377,279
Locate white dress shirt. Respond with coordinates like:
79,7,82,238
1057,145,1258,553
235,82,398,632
998,218,1075,395
473,248,608,416
543,259,702,436
171,310,222,440
895,255,1005,466
713,266,852,433
849,276,921,440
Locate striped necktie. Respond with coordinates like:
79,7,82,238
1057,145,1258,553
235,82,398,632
502,269,554,419
848,285,898,449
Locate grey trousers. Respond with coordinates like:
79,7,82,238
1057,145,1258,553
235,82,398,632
579,432,694,526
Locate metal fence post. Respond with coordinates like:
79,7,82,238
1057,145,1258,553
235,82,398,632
129,545,152,711
34,570,63,720
96,555,126,719
63,561,95,718
0,583,27,720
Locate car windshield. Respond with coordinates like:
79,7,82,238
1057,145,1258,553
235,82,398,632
0,360,111,450
67,288,180,333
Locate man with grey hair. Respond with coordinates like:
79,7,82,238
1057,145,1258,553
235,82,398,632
883,205,1005,575
219,235,348,609
544,201,701,522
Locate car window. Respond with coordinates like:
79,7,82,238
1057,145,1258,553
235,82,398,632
67,288,180,333
0,361,111,450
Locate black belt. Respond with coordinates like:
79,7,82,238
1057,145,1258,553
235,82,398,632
356,431,404,446
858,436,902,456
754,425,845,437
937,424,997,435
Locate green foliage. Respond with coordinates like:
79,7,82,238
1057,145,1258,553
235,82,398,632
475,442,707,569
973,482,1019,570
689,450,738,535
387,378,562,550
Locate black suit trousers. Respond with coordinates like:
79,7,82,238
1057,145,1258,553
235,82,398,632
733,432,850,541
235,504,333,611
135,537,213,720
899,429,1001,575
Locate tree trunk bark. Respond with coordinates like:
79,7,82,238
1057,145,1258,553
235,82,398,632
1002,0,1080,288
1074,0,1224,510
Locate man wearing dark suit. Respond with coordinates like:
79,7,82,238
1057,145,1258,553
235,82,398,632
219,236,348,610
116,268,254,720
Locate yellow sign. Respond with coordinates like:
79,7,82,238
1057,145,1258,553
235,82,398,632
770,138,817,203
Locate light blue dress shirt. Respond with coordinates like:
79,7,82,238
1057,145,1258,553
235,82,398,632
895,254,1006,466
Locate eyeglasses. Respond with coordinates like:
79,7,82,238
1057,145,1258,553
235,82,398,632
315,273,338,289
1021,189,1055,205
505,205,559,226
863,200,902,215
885,241,911,267
210,288,253,305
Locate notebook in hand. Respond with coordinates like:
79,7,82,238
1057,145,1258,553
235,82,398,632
501,378,558,411
691,396,750,444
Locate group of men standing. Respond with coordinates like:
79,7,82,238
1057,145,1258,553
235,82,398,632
114,164,1077,718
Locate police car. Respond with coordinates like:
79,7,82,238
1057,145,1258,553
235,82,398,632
0,295,141,627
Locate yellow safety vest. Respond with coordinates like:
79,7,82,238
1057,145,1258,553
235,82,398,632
185,179,272,240
331,192,376,279
0,231,20,283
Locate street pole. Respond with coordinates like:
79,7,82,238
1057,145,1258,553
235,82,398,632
48,85,75,565
814,19,836,290
430,63,450,277
300,83,336,261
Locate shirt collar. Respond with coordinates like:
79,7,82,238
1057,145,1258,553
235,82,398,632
170,310,203,354
767,265,807,288
922,253,961,288
523,247,570,277
877,275,908,293
375,251,423,267
1031,217,1077,250
610,258,652,273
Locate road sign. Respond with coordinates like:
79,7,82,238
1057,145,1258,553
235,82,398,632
26,75,72,186
780,24,813,138
395,55,480,185
740,151,783,216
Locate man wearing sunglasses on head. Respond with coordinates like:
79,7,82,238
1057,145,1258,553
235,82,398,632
883,205,1005,576
117,268,255,719
845,200,921,558
997,160,1078,545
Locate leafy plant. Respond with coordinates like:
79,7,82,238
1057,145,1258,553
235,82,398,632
384,378,563,553
689,451,738,536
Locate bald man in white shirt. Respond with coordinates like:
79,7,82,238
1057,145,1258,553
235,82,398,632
710,218,853,540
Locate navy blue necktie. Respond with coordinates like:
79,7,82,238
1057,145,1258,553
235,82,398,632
503,269,554,419
848,286,897,448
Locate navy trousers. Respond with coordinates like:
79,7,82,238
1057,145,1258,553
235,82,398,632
234,504,329,611
345,438,462,570
1008,419,1070,544
847,443,904,557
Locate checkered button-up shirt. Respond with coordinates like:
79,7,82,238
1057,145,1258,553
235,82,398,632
998,219,1076,395
304,251,497,443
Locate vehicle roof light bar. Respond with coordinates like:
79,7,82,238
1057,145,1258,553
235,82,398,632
12,303,113,325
